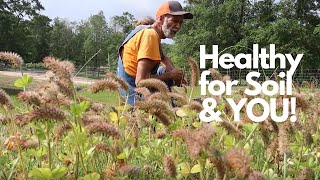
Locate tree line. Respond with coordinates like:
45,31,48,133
1,0,320,71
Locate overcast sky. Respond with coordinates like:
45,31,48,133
39,0,186,22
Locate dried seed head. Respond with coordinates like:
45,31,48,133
172,86,187,97
57,95,72,106
293,82,301,94
147,92,170,101
222,75,231,84
301,81,310,88
45,70,56,80
172,124,214,158
17,91,42,106
248,171,264,180
188,57,199,87
294,93,309,110
278,123,290,155
209,68,222,80
154,112,171,126
119,165,140,176
90,102,105,112
43,57,74,78
298,167,314,180
208,147,226,180
101,167,116,179
90,78,121,93
81,113,102,125
138,78,169,93
94,143,121,154
154,128,167,139
134,87,151,98
0,89,13,109
106,72,129,91
0,51,23,66
172,129,190,140
0,114,8,124
3,133,23,151
95,143,111,153
16,107,66,125
36,82,60,104
143,164,153,174
267,137,278,157
225,148,251,179
304,132,313,146
194,123,215,147
138,114,153,128
219,120,244,138
55,79,73,97
259,122,270,145
123,113,140,147
269,119,279,134
135,99,171,113
86,122,119,138
310,82,316,93
185,100,203,112
55,122,72,140
163,155,176,178
21,139,38,149
168,92,188,106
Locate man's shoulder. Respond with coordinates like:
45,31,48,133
137,28,159,38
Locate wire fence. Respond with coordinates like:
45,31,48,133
2,65,320,86
216,69,320,85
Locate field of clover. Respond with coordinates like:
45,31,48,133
0,51,319,180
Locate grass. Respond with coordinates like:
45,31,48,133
0,75,40,90
1,73,201,107
78,91,120,106
1,73,320,179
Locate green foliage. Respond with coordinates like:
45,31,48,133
14,74,32,90
28,167,67,180
70,101,90,118
170,0,320,72
3,0,319,72
1,70,320,179
81,172,100,180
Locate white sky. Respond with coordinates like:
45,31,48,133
39,0,186,22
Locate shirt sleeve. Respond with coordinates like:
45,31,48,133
137,30,161,61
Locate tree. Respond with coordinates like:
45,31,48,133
49,18,79,62
110,12,136,35
28,14,52,62
0,0,48,63
82,11,109,70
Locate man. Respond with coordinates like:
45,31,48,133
117,1,193,105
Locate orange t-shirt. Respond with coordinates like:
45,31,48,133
122,28,161,77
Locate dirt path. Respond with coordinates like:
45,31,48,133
0,71,97,85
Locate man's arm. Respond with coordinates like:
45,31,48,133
135,58,183,86
160,55,175,72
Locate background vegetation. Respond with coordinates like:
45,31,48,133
1,0,320,71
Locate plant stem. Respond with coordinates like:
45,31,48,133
17,147,26,177
188,86,195,102
75,152,79,179
77,145,88,174
283,152,287,179
199,157,206,180
46,122,52,169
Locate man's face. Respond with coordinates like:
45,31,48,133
161,15,184,38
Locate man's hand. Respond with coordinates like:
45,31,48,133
168,68,184,81
171,68,187,86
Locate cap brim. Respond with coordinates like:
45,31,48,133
168,11,193,19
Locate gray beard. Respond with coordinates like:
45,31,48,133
162,21,175,38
